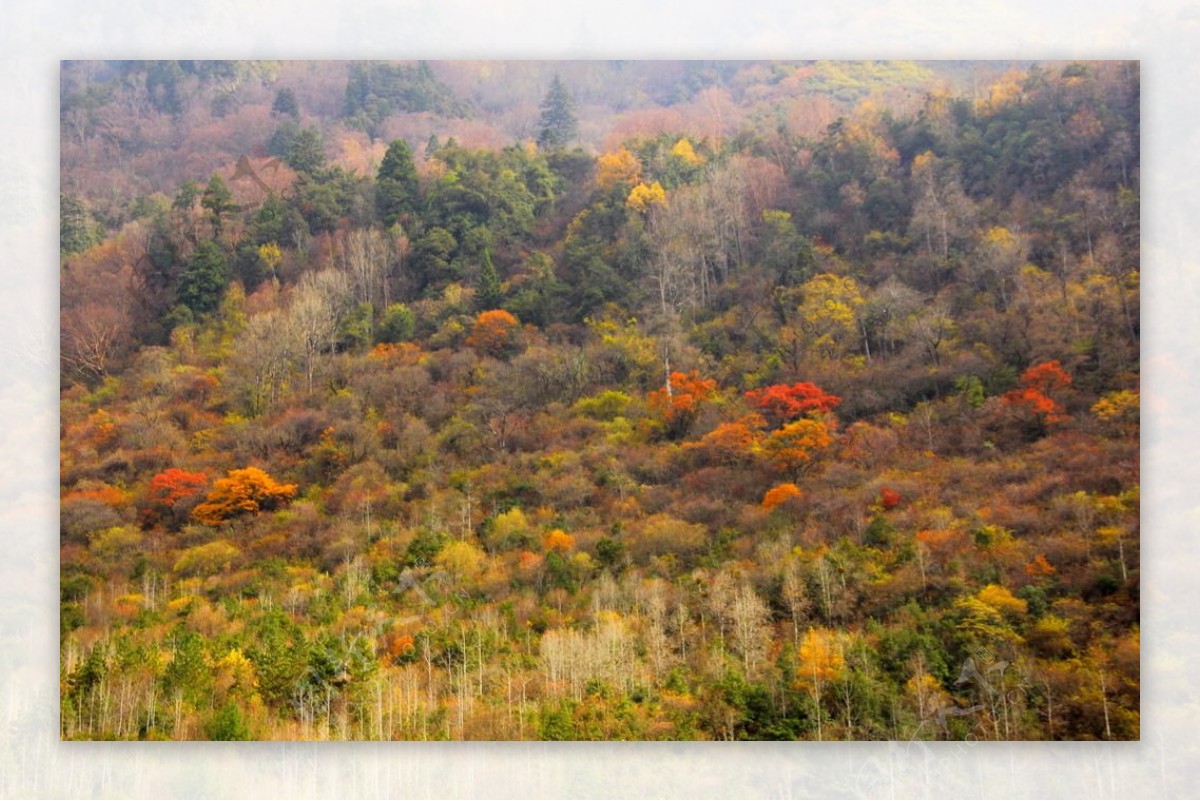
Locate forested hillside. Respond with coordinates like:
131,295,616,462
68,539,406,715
60,60,1139,741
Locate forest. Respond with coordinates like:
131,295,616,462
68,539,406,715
59,60,1139,741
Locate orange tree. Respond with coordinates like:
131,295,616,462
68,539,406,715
685,413,766,466
761,418,835,478
467,309,521,358
647,370,718,439
762,482,804,510
192,467,298,526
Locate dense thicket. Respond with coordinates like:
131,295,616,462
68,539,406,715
60,60,1138,741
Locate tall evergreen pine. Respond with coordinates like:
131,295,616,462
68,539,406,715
476,250,503,311
537,75,578,150
376,139,421,227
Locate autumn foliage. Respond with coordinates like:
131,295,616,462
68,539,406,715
191,467,297,525
626,181,667,212
688,413,766,464
647,370,718,434
58,60,1139,743
467,309,520,357
141,468,209,526
1092,389,1139,433
595,147,641,190
1002,360,1072,425
1025,553,1057,577
63,484,132,509
386,633,416,664
761,419,834,476
797,627,845,686
543,528,576,553
745,382,841,424
147,468,208,506
877,487,902,510
762,483,804,509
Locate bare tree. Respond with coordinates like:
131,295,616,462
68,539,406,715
339,227,392,313
287,270,350,393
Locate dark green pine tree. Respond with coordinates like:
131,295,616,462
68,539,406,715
536,74,578,151
376,139,421,227
271,87,300,120
60,192,99,257
475,249,503,311
343,62,372,119
200,173,239,238
266,119,300,159
285,127,326,176
246,610,310,709
176,240,230,318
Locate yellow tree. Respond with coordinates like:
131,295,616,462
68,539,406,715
975,584,1028,619
797,627,845,740
797,273,865,360
435,540,487,583
670,137,705,167
257,242,283,282
596,148,641,190
905,671,952,736
626,181,667,213
1092,389,1139,436
485,506,532,552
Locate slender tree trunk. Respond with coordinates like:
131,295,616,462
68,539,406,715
1099,669,1112,740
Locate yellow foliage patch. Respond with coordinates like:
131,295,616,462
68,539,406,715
976,584,1028,617
626,181,667,212
596,147,641,189
670,138,704,166
797,627,845,686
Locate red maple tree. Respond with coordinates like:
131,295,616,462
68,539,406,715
745,382,841,424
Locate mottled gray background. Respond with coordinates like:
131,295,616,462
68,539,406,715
3,0,1195,797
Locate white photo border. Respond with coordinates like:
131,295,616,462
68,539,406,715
6,1,1193,796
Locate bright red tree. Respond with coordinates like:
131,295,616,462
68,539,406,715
745,382,841,425
878,487,902,510
1019,360,1072,395
1002,360,1072,426
140,468,209,527
148,468,209,506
